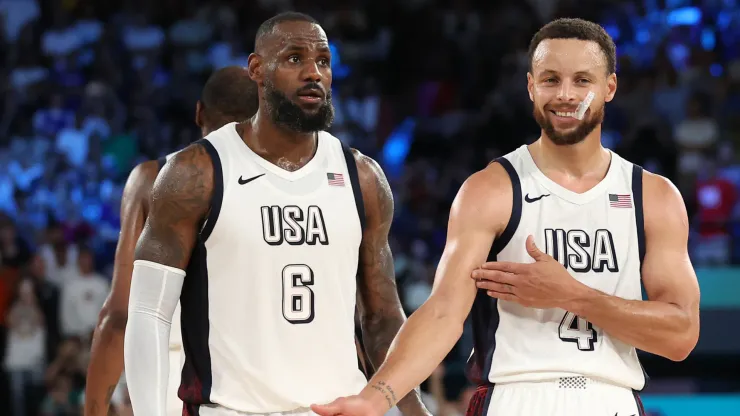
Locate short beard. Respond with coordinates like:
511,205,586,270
533,102,604,145
263,78,334,133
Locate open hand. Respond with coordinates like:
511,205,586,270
471,235,585,309
311,395,381,416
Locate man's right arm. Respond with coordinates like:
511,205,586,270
357,163,512,412
85,160,159,416
124,144,214,415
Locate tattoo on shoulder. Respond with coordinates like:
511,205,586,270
370,380,398,408
353,150,394,226
135,143,214,267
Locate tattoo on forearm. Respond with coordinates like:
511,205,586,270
370,381,396,408
357,154,427,414
135,144,212,268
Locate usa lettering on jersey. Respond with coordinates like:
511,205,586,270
544,228,618,273
260,205,329,246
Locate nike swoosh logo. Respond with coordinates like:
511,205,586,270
238,174,265,185
524,193,550,203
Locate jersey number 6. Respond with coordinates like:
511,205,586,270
282,264,315,324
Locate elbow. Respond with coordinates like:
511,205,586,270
417,297,466,337
665,322,700,362
95,305,129,337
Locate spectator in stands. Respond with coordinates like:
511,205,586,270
0,218,31,268
43,337,85,411
39,373,77,416
38,222,79,287
4,279,46,416
693,157,739,265
26,253,61,363
59,248,107,340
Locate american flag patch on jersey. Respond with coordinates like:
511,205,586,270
609,193,632,208
327,172,345,186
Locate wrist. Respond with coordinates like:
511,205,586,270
565,284,600,316
359,383,395,416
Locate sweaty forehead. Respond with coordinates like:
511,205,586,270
267,21,328,52
531,39,606,74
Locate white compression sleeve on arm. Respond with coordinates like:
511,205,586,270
124,260,185,416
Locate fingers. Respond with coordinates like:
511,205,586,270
525,235,547,261
474,279,513,294
485,291,518,303
479,261,525,274
310,402,341,416
472,269,516,285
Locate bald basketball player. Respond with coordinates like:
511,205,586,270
313,18,700,416
84,66,259,416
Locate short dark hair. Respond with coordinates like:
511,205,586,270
255,12,319,50
201,66,258,122
528,18,617,74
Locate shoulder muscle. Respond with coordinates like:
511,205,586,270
352,149,393,229
640,170,698,308
642,171,689,246
121,160,160,217
135,143,214,267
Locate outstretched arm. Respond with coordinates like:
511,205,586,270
85,160,159,416
353,151,428,416
566,173,700,361
124,144,214,415
313,162,512,416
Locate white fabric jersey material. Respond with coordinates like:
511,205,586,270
467,145,647,391
177,123,367,413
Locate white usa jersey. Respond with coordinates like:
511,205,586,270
176,123,367,414
466,145,647,391
158,152,184,352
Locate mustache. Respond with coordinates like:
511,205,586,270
297,83,327,97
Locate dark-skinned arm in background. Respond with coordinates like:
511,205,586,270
84,160,160,416
352,149,431,416
124,143,214,414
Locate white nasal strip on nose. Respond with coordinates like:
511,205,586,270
575,91,595,120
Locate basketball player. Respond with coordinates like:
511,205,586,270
311,18,701,416
84,66,258,416
123,12,429,416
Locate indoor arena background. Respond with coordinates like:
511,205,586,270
0,0,739,415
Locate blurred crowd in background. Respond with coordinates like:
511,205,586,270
0,0,739,415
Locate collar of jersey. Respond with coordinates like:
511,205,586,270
518,145,618,205
229,124,325,182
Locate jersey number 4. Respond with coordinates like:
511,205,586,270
282,264,315,324
558,311,597,351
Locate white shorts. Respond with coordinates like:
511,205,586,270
167,348,185,416
197,406,317,416
468,377,645,416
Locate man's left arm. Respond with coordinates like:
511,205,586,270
353,150,430,416
567,172,700,361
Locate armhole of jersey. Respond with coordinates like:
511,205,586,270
631,164,651,390
156,156,167,171
489,157,522,257
195,139,224,242
341,143,366,235
631,164,646,295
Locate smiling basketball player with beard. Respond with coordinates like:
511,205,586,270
313,18,700,416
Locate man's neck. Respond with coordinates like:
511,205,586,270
531,129,610,180
241,111,318,170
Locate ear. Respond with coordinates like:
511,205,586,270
604,73,617,103
195,100,204,129
248,53,263,84
527,72,534,102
